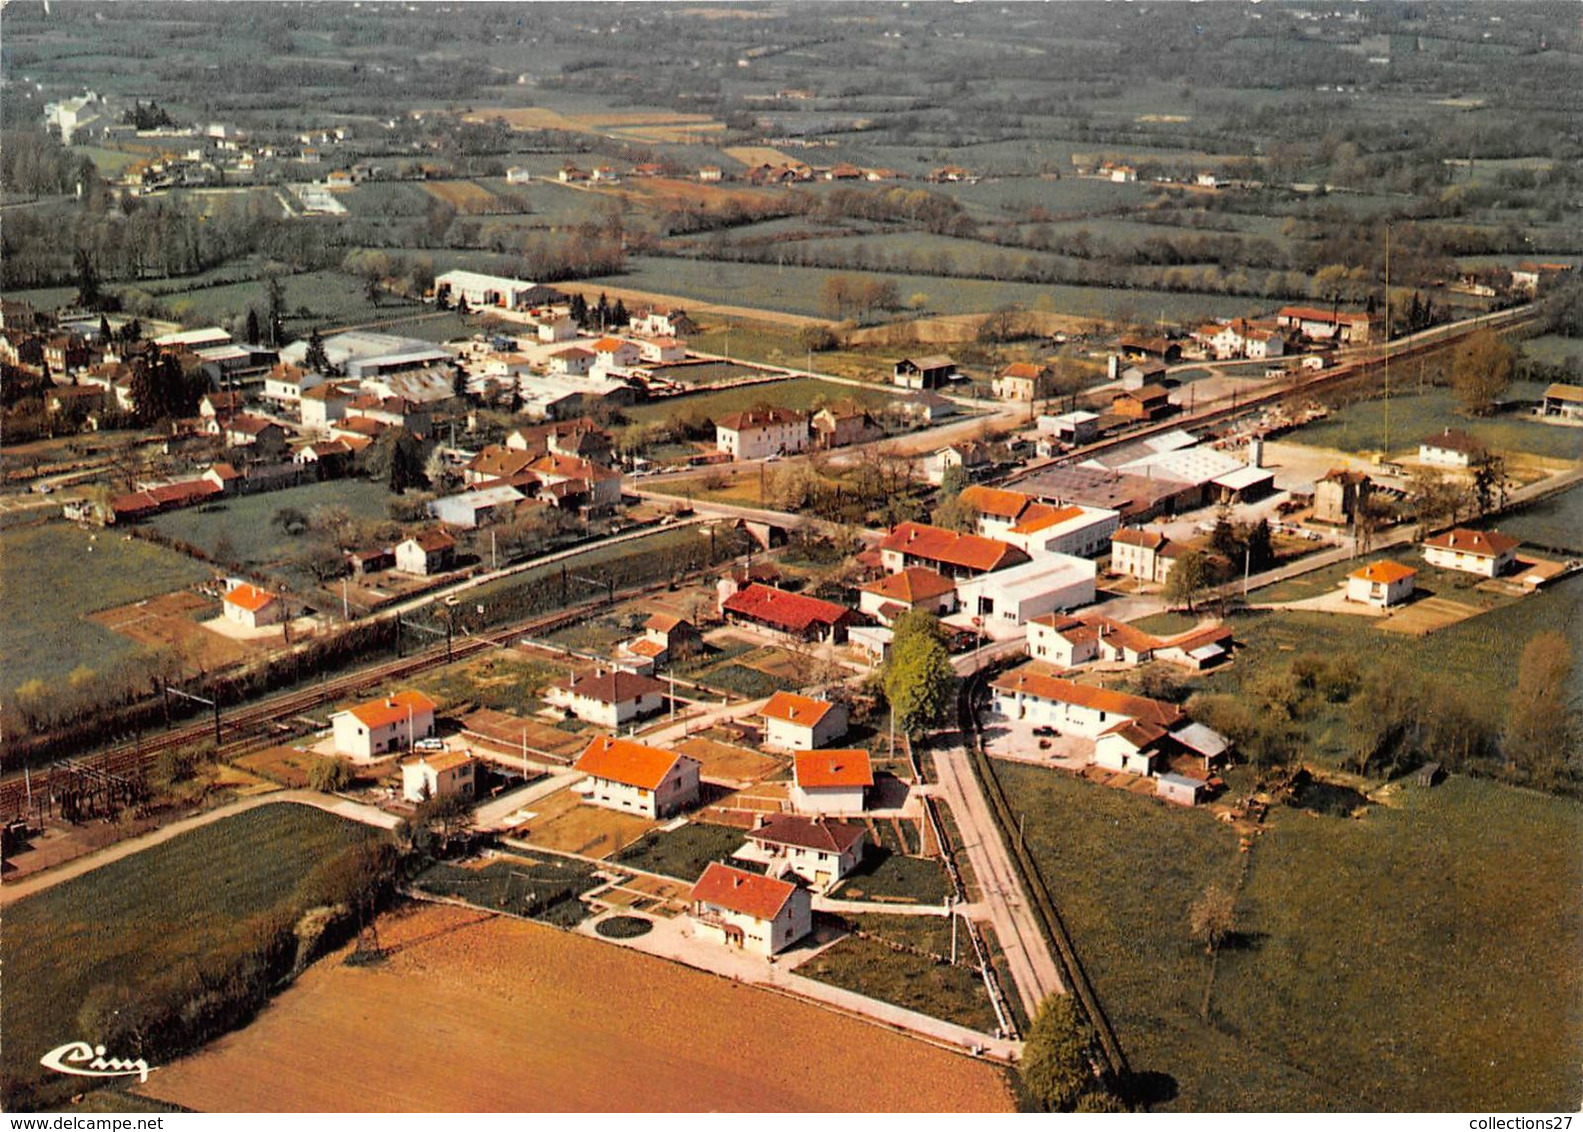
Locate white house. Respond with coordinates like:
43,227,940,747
1093,720,1168,776
549,669,667,727
394,531,456,576
952,553,1097,630
992,362,1054,402
299,382,357,429
1418,428,1487,469
690,862,812,957
760,692,848,751
265,362,324,406
221,582,284,630
1026,614,1100,668
1110,528,1182,584
857,567,958,625
1422,528,1519,578
1002,504,1120,559
535,315,579,343
715,407,809,460
1346,560,1417,607
741,814,866,892
547,346,594,377
790,749,873,815
435,270,539,310
400,749,477,803
989,664,1183,738
589,336,642,373
331,690,438,760
572,736,700,819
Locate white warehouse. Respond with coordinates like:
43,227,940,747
952,553,1096,634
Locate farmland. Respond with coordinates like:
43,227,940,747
996,764,1583,1111
2,803,374,1111
133,901,1015,1112
623,376,894,426
0,522,213,691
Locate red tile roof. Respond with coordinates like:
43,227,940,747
722,584,851,634
998,362,1049,380
958,485,1036,521
793,749,873,790
406,531,456,553
1009,504,1086,535
223,582,279,612
860,566,956,605
1424,528,1519,557
761,691,840,729
691,862,798,922
990,665,1184,727
749,814,866,854
1112,528,1169,551
878,522,1029,574
343,690,437,730
563,669,667,704
716,407,805,432
1352,560,1417,584
574,736,691,790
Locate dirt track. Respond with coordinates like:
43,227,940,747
136,902,1014,1112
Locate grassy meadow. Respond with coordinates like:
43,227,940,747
995,764,1583,1111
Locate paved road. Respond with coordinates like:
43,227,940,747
931,745,1065,1019
0,789,399,906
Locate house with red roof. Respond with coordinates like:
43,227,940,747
715,407,809,461
331,690,438,759
222,581,284,630
689,862,812,957
740,814,866,891
1346,560,1417,607
590,336,641,372
858,566,957,625
395,531,456,576
1110,528,1184,584
573,736,700,818
1418,428,1488,470
790,749,873,814
720,583,853,644
550,669,667,728
1423,528,1519,578
992,362,1055,402
400,749,477,803
989,663,1184,738
760,691,848,751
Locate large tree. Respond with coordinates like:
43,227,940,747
1020,994,1097,1112
883,610,955,737
1505,631,1576,790
1162,550,1209,612
1450,328,1516,416
1188,883,1237,955
357,427,428,494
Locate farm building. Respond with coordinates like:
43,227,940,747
572,736,700,819
400,749,477,803
760,692,848,751
1156,773,1208,807
1347,561,1417,608
739,814,866,892
812,404,881,450
1313,468,1372,525
549,670,667,728
1039,410,1100,446
720,583,853,644
892,355,958,391
952,553,1097,630
1422,528,1519,578
715,407,809,461
1111,384,1172,421
1276,306,1377,345
879,522,1029,580
1094,720,1169,776
925,441,992,486
1541,383,1583,421
690,863,812,957
332,690,438,760
990,664,1183,738
427,485,526,529
790,749,873,815
1418,428,1487,469
858,567,958,625
222,582,284,629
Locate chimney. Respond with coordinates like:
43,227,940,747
754,812,767,830
732,875,744,888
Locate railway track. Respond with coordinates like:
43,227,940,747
0,581,664,822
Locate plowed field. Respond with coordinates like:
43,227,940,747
135,903,1013,1112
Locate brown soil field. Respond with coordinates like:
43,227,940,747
461,108,721,140
675,736,784,783
619,176,775,210
136,903,1013,1112
423,180,501,214
722,145,802,168
90,591,249,672
515,784,657,857
1375,596,1482,636
845,310,1094,347
553,280,825,329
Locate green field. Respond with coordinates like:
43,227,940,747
0,522,213,691
996,764,1583,1111
1522,334,1583,369
148,479,396,583
798,924,998,1033
411,854,599,927
145,269,425,335
831,849,952,905
1,803,374,1110
1289,382,1583,461
597,256,1246,324
612,820,748,881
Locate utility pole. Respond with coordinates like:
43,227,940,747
165,682,221,747
1383,223,1392,459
